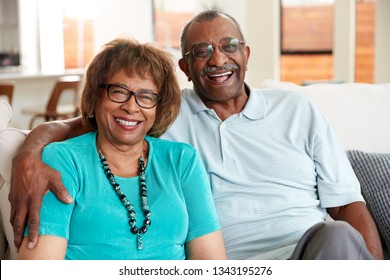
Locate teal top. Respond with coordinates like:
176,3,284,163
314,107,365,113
38,132,220,260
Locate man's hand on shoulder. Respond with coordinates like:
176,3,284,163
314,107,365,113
8,117,88,251
9,148,72,251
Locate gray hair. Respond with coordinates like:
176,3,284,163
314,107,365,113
180,10,245,57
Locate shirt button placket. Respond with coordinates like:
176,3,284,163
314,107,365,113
219,122,229,161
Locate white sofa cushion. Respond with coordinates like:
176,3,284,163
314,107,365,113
0,128,27,260
261,80,390,153
0,100,22,259
0,128,28,187
0,100,11,129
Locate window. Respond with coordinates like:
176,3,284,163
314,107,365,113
63,0,96,69
355,0,376,83
281,0,376,85
153,0,196,50
281,0,334,54
280,0,335,85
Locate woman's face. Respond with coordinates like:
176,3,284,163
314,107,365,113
95,69,158,149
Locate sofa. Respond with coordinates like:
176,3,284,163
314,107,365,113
1,80,389,259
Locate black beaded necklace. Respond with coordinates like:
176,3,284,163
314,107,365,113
98,149,151,250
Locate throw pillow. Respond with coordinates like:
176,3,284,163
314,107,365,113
346,150,390,251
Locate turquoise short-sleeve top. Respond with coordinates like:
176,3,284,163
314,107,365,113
38,132,220,260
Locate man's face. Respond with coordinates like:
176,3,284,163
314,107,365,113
179,15,250,106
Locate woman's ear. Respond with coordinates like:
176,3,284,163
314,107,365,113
178,58,191,82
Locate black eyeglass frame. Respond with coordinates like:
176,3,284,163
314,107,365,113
99,84,161,109
184,37,245,59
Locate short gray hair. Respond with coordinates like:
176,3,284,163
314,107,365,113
180,10,245,57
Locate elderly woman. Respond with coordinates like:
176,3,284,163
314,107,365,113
17,38,226,260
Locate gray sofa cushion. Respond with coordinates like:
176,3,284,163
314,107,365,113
346,150,390,252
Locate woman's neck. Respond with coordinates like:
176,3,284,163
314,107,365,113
97,138,148,178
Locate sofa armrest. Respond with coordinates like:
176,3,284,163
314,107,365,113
0,128,29,187
0,101,12,129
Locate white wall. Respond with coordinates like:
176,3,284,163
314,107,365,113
375,0,390,83
38,0,65,74
244,0,280,87
93,0,154,53
18,0,67,74
333,0,356,83
17,0,40,73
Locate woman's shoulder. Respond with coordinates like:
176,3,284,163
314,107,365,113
146,136,203,173
146,136,196,154
44,131,96,152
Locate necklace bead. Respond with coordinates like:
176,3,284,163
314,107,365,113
98,149,151,250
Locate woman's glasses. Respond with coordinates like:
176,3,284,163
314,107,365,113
99,84,161,109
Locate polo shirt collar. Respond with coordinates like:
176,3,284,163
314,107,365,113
183,88,208,114
242,84,266,120
184,83,266,120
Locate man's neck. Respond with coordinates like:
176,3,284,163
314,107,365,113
201,86,249,121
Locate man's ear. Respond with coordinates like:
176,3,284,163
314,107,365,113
178,58,192,82
244,45,250,71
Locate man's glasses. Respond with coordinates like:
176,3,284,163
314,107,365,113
184,37,245,59
99,84,161,109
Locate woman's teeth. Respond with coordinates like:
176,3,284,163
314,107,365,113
116,118,138,127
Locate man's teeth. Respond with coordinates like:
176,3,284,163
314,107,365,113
116,118,138,126
209,71,232,77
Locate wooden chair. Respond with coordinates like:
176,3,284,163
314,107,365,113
0,82,15,106
22,75,81,129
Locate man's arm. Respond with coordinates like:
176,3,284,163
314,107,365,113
327,201,384,259
9,116,89,251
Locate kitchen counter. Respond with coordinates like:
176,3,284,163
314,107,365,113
0,68,84,80
0,69,84,129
